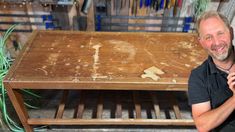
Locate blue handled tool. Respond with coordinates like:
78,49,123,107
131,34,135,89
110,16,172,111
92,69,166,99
140,0,143,8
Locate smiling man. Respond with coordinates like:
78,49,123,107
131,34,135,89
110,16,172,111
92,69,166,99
188,11,235,132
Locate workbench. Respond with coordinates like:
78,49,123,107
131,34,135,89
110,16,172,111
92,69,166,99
4,30,206,132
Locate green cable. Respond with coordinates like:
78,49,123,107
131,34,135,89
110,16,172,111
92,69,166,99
194,0,211,18
1,83,23,131
0,25,45,132
21,89,41,98
24,102,40,109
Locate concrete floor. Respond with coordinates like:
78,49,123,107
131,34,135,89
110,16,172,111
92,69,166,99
6,90,197,132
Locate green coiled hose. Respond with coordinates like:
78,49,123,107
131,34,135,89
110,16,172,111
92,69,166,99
0,25,45,132
194,0,211,18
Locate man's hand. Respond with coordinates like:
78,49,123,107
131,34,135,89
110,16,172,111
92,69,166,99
227,72,235,93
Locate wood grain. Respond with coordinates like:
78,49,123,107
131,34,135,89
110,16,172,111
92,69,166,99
4,30,206,91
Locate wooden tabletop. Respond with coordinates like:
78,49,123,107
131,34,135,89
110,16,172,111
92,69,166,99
4,30,207,91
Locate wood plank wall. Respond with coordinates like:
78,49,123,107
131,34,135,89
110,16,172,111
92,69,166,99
0,2,50,58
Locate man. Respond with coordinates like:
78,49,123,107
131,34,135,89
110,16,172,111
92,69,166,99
188,11,235,132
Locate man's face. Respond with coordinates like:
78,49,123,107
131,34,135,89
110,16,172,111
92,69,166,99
198,16,232,61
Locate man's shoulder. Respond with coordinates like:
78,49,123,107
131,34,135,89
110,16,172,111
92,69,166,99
188,59,210,105
191,59,209,75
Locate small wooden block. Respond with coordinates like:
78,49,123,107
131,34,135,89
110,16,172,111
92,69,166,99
144,66,164,75
141,73,160,81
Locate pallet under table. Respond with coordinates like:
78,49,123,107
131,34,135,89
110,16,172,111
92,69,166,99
4,30,206,132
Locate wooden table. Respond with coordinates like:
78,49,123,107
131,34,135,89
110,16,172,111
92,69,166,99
4,30,206,132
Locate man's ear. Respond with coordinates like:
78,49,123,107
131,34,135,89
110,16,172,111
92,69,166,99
230,27,234,40
197,37,202,43
197,36,205,48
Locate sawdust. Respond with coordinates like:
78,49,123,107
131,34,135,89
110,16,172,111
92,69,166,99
92,44,107,80
173,74,178,77
118,67,124,71
83,63,89,67
73,66,81,82
180,53,188,58
35,68,48,76
189,56,196,62
191,50,199,56
160,62,170,66
108,40,136,61
91,74,108,80
51,42,59,47
184,64,191,67
178,42,193,49
196,61,202,65
47,53,59,65
172,79,177,83
72,77,79,82
144,49,157,63
72,77,80,83
93,44,101,65
75,66,80,69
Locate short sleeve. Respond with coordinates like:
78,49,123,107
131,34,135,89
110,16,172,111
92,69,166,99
188,69,210,105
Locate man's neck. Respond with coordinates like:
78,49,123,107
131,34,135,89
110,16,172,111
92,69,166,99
213,50,235,73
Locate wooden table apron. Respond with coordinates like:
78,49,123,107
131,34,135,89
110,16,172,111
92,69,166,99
3,30,206,132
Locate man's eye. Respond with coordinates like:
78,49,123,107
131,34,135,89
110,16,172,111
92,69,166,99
204,35,212,41
218,32,225,36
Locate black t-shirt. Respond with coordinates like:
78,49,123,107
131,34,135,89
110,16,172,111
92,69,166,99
188,56,235,131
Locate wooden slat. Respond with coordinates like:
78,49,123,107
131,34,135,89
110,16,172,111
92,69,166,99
133,91,141,119
26,4,37,30
115,94,122,118
74,91,85,118
28,118,194,126
86,0,95,31
171,96,182,119
55,90,69,119
166,93,182,119
173,103,182,119
96,92,103,119
150,92,161,119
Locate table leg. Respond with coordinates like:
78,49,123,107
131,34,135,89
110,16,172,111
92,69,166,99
4,83,33,132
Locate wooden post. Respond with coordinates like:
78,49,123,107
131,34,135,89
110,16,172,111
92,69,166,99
4,83,33,132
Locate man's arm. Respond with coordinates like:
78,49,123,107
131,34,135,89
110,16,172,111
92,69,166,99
192,96,235,132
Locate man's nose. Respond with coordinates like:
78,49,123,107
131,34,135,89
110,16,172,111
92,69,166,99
211,35,220,45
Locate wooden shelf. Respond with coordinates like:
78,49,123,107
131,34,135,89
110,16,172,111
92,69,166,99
28,90,194,126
